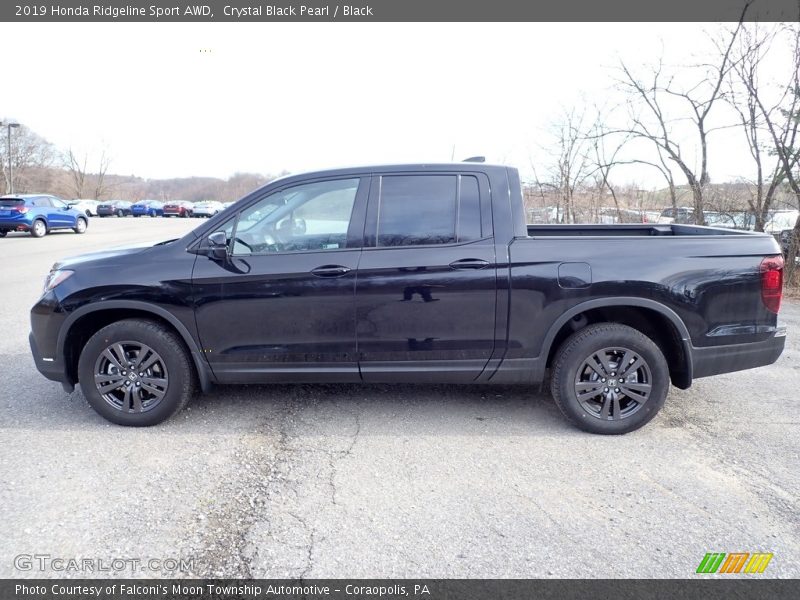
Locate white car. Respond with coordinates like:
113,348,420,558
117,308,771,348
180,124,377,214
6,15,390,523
68,199,100,217
192,201,224,218
764,210,799,234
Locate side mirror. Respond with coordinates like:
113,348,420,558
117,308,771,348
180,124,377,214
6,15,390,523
207,230,228,260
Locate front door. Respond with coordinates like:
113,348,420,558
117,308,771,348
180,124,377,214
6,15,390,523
192,176,369,383
46,197,73,227
355,172,497,382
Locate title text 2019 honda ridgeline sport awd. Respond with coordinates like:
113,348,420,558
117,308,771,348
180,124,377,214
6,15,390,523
29,164,786,433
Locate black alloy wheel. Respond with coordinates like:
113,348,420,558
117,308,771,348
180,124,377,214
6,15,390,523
550,323,669,434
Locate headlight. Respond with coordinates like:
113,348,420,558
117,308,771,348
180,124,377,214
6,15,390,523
43,269,74,294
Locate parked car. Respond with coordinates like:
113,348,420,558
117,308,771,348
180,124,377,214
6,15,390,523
0,194,88,238
192,201,224,218
67,199,100,217
764,209,799,237
163,201,194,218
701,211,754,230
131,200,164,217
779,228,797,257
30,163,786,433
598,208,654,224
657,207,694,224
97,201,133,217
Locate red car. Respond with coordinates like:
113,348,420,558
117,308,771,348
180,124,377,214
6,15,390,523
162,201,194,218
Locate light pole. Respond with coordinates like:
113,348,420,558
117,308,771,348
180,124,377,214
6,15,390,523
2,121,20,194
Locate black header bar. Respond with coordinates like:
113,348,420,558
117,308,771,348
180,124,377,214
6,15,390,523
2,0,799,22
3,579,800,600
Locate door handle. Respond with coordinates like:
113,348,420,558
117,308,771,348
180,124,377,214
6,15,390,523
311,264,352,277
449,258,490,270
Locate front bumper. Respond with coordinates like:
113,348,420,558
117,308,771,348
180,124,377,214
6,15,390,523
29,331,73,392
692,327,786,379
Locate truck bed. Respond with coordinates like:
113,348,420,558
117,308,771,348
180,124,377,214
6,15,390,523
526,224,755,237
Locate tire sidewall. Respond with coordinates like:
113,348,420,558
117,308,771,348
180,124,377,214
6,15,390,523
31,220,47,237
553,325,669,434
74,218,87,233
78,321,192,426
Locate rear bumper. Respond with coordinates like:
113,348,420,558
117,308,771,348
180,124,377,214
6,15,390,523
691,327,786,379
0,219,32,231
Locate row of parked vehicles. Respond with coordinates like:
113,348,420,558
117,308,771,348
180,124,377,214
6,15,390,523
70,199,233,219
0,194,234,237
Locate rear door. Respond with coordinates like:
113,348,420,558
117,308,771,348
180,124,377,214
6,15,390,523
355,172,497,382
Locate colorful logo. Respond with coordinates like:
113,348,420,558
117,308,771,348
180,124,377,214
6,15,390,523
696,552,773,574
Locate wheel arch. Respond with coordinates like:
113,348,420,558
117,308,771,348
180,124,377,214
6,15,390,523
58,301,213,392
542,297,693,389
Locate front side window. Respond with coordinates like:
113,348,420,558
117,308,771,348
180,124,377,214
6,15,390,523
230,178,360,255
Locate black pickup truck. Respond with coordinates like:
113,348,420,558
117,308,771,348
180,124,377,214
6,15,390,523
30,163,786,433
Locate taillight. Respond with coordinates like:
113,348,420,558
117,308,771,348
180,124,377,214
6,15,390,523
12,205,28,214
760,256,784,313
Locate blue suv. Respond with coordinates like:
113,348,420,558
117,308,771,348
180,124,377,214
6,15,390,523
0,194,88,238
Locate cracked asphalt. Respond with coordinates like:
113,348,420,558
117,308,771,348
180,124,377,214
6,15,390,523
1,217,798,578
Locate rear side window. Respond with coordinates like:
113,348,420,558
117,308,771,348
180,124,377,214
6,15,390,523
376,174,484,247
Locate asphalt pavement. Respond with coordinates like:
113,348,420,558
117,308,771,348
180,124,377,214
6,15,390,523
1,217,798,578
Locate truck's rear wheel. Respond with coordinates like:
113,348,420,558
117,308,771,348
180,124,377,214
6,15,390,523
78,319,197,426
550,323,669,434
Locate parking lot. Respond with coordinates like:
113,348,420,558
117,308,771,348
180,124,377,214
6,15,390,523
0,216,798,578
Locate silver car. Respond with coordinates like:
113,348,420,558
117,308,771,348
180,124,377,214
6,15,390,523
192,201,224,218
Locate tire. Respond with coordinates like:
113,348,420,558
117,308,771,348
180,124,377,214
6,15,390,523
85,210,92,217
30,219,47,238
73,217,87,234
116,209,123,217
0,230,7,237
78,319,197,426
550,323,669,434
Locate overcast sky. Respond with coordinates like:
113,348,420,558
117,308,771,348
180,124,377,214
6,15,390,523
1,22,794,187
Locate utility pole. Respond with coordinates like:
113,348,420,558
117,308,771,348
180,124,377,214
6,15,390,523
2,121,20,194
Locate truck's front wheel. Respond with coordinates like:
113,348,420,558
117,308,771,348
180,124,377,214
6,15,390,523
77,319,197,426
550,323,669,434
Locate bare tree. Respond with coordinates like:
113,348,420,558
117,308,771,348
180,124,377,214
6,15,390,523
587,114,637,223
93,148,112,199
615,10,749,225
64,147,114,200
64,148,88,199
543,108,593,223
727,21,800,273
0,125,56,194
725,23,799,231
